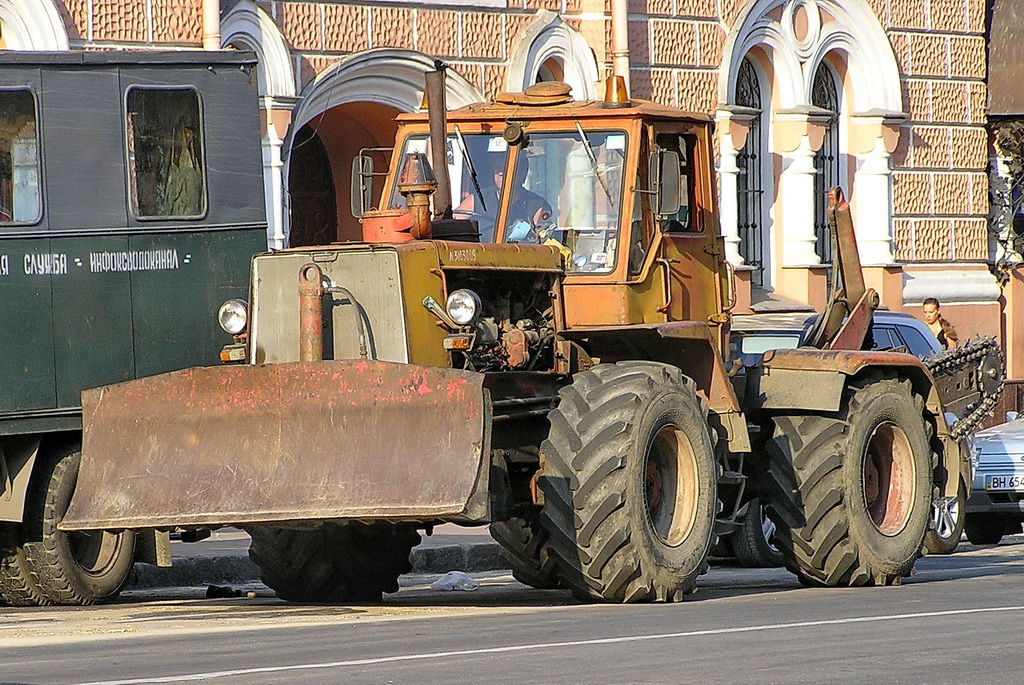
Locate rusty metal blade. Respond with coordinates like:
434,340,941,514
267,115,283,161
62,361,490,531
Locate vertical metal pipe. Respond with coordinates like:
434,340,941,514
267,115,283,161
424,62,452,219
610,0,630,91
202,0,221,50
298,263,324,362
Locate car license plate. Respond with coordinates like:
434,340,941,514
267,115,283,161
985,474,1024,491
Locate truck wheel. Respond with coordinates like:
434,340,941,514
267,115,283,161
538,362,718,602
248,521,420,603
22,450,136,605
764,375,932,586
731,498,783,568
0,524,49,606
490,516,561,589
924,478,966,554
964,514,1006,545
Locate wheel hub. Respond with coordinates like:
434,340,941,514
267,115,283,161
862,421,916,536
643,422,699,547
68,530,123,577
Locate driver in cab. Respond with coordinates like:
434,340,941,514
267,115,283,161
456,155,553,243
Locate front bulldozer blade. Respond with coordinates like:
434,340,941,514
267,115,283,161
61,361,491,531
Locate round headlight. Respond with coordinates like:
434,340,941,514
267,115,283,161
218,299,248,335
446,289,481,326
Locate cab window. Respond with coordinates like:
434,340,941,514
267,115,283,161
389,132,507,242
126,87,206,219
502,129,627,273
655,132,697,232
0,89,41,224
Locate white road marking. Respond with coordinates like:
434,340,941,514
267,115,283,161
75,604,1024,685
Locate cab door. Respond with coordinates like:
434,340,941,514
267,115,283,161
654,127,731,355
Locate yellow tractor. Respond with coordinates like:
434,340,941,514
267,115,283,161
61,65,976,603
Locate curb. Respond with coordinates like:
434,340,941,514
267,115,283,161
129,542,505,590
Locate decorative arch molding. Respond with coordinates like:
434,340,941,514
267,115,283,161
507,11,600,100
720,0,903,272
290,49,483,134
221,0,296,100
720,0,901,111
0,0,68,50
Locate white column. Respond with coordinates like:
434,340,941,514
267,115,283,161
262,116,286,250
717,136,744,265
854,136,895,265
780,134,821,266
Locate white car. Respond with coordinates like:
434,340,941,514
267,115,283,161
965,414,1024,544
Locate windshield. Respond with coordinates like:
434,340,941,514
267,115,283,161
502,130,627,273
389,132,508,241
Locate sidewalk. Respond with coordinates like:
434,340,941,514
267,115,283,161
130,524,504,590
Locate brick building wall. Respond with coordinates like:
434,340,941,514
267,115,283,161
885,0,990,263
54,0,991,269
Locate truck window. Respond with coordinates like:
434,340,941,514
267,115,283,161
0,89,41,224
503,129,627,273
126,87,206,219
654,132,696,232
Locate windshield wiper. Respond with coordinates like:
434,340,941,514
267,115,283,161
454,125,486,213
575,121,613,203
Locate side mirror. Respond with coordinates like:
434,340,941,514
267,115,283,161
350,155,374,218
649,150,681,216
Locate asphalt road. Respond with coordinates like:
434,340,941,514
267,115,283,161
3,538,1024,685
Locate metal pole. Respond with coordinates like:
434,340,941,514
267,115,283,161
202,0,221,50
610,0,630,91
298,263,324,362
424,61,452,219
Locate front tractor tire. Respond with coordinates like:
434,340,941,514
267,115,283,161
248,521,420,603
764,374,932,587
21,450,136,605
538,362,719,603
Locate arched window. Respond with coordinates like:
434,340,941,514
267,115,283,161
735,59,765,287
812,64,840,263
536,57,565,84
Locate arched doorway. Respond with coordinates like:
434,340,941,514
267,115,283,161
287,101,401,246
287,125,337,247
284,50,482,248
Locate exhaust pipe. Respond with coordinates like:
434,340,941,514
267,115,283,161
424,61,453,220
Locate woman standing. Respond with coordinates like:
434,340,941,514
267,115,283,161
922,297,959,350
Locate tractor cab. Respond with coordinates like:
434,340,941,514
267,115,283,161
355,77,733,353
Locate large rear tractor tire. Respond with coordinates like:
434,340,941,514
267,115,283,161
924,477,966,554
248,521,420,603
731,498,784,568
489,516,561,589
764,374,932,586
22,450,136,605
538,362,719,603
0,523,49,606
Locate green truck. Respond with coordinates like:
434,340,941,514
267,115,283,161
0,51,267,605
